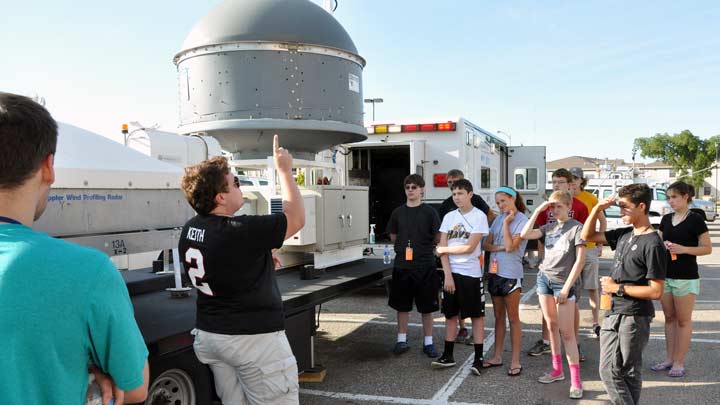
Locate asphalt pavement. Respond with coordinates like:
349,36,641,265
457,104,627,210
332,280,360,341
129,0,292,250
299,221,720,404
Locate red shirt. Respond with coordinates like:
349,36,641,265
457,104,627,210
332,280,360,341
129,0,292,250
535,197,589,226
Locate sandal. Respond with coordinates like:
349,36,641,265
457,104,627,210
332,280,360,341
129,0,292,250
650,361,673,371
482,360,503,369
507,366,523,377
668,368,686,378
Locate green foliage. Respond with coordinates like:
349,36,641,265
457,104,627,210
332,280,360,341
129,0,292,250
634,130,720,190
296,171,305,186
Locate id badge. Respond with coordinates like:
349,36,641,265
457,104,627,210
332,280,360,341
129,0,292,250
490,258,498,274
405,246,414,261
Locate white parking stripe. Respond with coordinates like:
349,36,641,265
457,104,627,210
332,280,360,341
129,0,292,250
300,388,491,405
431,287,538,402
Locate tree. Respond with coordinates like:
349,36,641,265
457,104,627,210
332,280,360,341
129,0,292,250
634,130,720,191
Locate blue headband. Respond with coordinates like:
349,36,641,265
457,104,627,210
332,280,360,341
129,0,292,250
496,187,517,197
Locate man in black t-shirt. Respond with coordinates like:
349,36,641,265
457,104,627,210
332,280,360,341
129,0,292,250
387,174,441,358
179,135,304,405
582,184,666,405
437,169,495,344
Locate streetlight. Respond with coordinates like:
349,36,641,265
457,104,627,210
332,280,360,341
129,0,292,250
364,98,383,121
496,129,512,146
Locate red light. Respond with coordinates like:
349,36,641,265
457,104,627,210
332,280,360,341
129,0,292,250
437,122,456,131
401,124,419,132
420,124,436,132
434,173,448,187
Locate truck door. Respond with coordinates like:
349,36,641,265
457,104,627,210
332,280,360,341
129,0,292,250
507,146,546,214
410,140,426,178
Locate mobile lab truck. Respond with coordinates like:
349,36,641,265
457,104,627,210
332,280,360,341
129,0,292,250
339,118,546,241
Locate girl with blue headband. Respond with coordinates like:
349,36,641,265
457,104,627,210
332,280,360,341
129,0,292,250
481,186,528,376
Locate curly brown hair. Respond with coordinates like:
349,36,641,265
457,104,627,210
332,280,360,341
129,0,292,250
181,156,231,215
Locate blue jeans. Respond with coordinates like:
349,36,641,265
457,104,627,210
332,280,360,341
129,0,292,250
536,272,576,300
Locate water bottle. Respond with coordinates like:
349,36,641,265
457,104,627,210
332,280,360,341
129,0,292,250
87,373,114,405
383,245,392,264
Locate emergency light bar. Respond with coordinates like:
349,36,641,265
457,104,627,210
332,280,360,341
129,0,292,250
366,121,456,135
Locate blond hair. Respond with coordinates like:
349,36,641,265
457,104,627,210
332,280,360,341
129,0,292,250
549,190,572,207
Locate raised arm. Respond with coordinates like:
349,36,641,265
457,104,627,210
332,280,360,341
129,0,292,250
274,135,305,240
521,201,550,240
582,196,615,244
502,211,524,252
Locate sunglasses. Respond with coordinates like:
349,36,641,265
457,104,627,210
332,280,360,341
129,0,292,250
233,176,240,189
405,185,419,190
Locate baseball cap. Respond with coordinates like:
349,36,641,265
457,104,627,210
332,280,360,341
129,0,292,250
569,167,584,179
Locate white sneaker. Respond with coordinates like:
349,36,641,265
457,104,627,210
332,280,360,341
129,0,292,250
569,386,583,399
538,372,565,384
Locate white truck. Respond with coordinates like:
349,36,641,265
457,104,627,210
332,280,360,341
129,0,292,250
338,118,546,240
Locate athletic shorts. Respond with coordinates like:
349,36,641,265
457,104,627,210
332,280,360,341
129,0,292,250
537,272,576,301
487,273,522,297
664,278,700,297
579,247,600,290
441,273,485,318
388,264,441,313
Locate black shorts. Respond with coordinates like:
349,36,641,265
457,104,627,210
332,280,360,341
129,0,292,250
487,273,522,297
388,265,441,313
441,273,485,319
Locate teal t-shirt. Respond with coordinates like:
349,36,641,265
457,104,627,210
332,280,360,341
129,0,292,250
0,224,148,405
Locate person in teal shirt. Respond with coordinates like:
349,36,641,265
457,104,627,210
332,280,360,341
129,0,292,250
0,92,149,404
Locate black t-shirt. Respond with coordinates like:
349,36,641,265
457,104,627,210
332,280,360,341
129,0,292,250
659,212,708,279
386,203,440,269
178,213,287,335
605,227,667,317
437,194,490,220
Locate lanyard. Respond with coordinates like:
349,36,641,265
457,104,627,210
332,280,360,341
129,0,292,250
0,216,22,225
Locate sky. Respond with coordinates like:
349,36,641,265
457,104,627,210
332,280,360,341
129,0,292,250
1,0,719,162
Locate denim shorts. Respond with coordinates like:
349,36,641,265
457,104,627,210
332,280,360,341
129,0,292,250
536,272,576,301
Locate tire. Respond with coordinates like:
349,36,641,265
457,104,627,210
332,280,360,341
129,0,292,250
143,348,214,405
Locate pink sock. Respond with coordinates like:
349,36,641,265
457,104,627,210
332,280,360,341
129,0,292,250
569,364,582,388
551,354,563,377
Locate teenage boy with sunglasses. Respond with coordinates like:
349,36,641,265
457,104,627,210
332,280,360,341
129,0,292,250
387,174,442,357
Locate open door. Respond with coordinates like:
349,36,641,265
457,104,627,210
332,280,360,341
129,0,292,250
409,140,426,178
507,146,546,214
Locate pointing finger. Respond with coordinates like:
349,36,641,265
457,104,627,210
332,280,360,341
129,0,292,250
273,134,279,152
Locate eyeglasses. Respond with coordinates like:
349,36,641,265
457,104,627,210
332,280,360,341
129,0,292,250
405,185,419,190
552,180,568,185
233,176,240,189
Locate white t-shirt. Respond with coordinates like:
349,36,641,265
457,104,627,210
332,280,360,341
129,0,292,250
439,207,489,278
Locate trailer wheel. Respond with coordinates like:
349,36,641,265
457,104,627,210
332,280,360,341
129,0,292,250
145,349,213,405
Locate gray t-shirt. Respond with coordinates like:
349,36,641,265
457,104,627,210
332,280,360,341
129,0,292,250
539,219,585,284
488,212,529,279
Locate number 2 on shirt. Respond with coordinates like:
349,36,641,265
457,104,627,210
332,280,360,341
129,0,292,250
185,248,214,296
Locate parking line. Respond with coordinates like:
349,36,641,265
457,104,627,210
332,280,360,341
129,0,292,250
431,287,538,402
300,388,492,405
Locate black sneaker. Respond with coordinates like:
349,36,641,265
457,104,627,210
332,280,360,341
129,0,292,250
431,354,456,369
423,344,439,358
528,340,551,356
392,341,410,355
593,324,601,338
470,359,483,376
